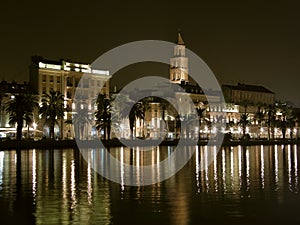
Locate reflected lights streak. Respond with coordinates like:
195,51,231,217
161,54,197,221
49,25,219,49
156,148,160,185
70,160,77,209
0,151,4,190
230,150,234,189
204,146,209,191
136,148,140,168
260,146,265,189
195,147,200,193
274,145,279,187
288,145,292,190
213,146,218,192
136,148,140,186
238,146,242,190
32,150,37,199
246,149,250,191
120,147,124,191
87,161,92,205
62,155,67,202
294,145,298,190
222,149,226,192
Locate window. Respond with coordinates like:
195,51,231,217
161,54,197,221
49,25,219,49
42,75,46,82
49,76,53,82
67,77,73,86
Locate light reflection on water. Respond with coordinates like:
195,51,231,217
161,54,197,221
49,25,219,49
0,145,299,224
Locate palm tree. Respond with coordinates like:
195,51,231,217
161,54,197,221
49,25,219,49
196,107,207,139
0,85,7,127
286,110,297,139
254,106,265,138
39,90,65,139
277,104,297,139
239,99,251,113
141,98,151,138
159,98,170,134
96,110,111,140
5,93,39,140
129,102,144,139
277,118,288,139
266,104,276,140
95,94,111,140
67,105,93,140
238,113,251,138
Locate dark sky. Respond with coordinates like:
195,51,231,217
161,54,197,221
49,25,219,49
1,0,299,106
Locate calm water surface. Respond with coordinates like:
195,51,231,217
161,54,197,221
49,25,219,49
0,145,300,225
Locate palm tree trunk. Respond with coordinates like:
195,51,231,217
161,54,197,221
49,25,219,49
16,120,23,141
107,124,111,140
27,125,30,139
50,123,55,139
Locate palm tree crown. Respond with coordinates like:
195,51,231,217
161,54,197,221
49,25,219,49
95,94,112,140
39,90,65,139
5,93,39,140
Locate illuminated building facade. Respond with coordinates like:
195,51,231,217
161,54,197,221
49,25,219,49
222,83,275,106
29,56,111,139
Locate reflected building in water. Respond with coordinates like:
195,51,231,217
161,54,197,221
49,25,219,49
0,145,299,224
194,145,299,195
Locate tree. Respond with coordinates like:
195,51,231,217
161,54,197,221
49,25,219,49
196,107,208,139
5,93,39,140
159,98,170,135
141,98,151,138
68,105,93,140
266,105,276,140
0,85,7,127
129,102,144,139
254,106,265,138
287,111,297,139
39,91,65,139
95,94,111,140
277,118,288,139
238,113,251,138
277,104,297,139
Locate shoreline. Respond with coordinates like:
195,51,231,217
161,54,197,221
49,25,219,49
0,138,299,150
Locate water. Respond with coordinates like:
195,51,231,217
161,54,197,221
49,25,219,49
0,145,299,225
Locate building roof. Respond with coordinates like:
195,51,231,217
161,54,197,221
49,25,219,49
31,55,90,66
223,83,274,94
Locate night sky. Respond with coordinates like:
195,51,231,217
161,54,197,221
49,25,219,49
0,0,299,106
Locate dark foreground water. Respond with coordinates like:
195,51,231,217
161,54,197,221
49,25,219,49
0,145,299,225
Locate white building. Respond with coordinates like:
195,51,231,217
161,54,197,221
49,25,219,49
29,56,111,139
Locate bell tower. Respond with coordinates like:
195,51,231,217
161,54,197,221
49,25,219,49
170,32,189,84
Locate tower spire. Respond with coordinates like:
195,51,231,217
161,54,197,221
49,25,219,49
177,32,185,45
170,32,189,83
